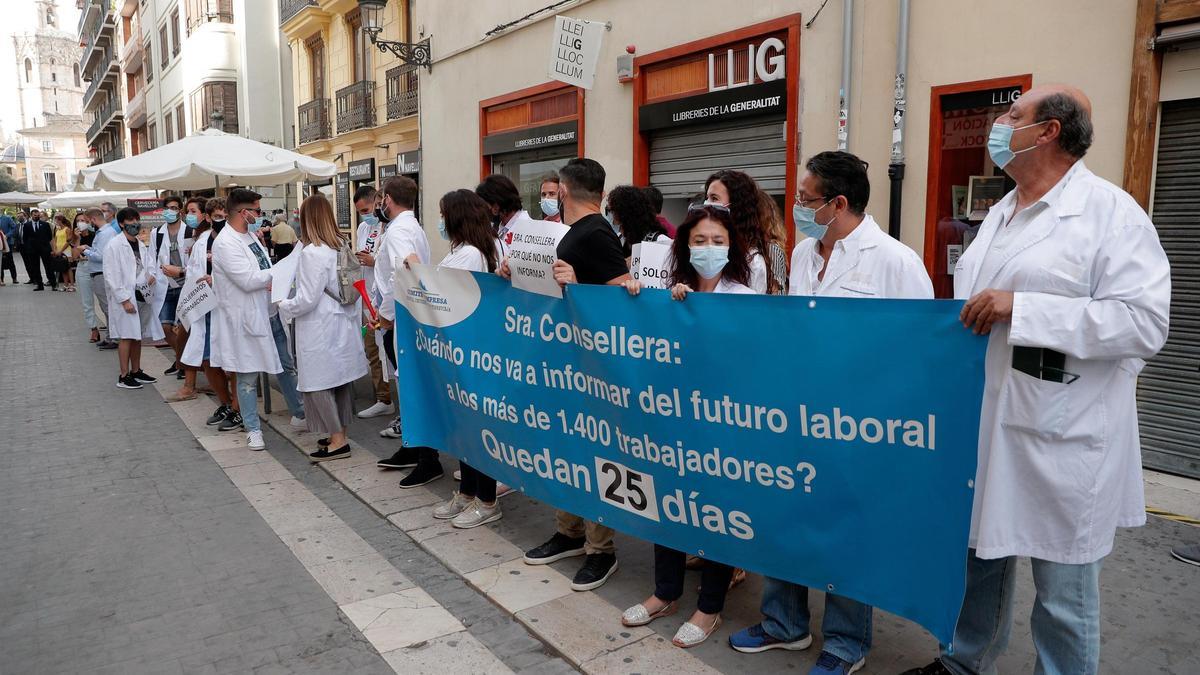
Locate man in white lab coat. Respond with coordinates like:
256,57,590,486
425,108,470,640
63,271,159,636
903,86,1171,675
210,188,306,450
352,184,396,424
729,151,933,675
103,207,161,390
370,176,432,476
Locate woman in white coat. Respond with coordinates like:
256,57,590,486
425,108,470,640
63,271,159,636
278,194,368,462
103,207,159,389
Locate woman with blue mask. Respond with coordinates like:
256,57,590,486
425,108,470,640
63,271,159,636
704,170,786,295
618,204,753,649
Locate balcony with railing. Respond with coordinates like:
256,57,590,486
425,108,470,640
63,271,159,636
385,64,419,120
82,48,118,110
336,80,375,134
86,96,124,144
298,98,330,145
99,145,125,165
79,7,115,72
279,0,317,25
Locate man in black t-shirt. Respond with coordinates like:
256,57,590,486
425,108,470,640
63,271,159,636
517,158,629,592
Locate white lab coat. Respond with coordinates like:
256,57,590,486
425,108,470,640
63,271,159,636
954,161,1171,564
210,226,281,374
141,238,167,340
180,228,215,367
154,223,192,290
356,218,386,297
374,210,431,321
788,215,934,299
103,234,151,340
278,244,368,392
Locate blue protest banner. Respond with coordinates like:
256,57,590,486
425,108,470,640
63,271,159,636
392,264,986,643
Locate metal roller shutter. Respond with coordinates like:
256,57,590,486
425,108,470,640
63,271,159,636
649,116,787,199
1139,98,1200,478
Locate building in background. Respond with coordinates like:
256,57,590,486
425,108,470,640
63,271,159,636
405,0,1199,480
280,0,420,243
79,0,124,165
0,143,28,187
5,0,89,193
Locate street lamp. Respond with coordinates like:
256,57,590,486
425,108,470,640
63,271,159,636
357,0,432,72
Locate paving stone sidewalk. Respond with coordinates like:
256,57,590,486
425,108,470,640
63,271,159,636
0,285,392,674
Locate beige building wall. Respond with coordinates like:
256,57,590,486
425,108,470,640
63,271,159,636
414,0,1138,261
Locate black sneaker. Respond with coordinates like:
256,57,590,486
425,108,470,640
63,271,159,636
523,533,587,565
218,411,244,432
899,660,953,675
309,444,351,463
130,370,157,383
97,340,118,350
176,370,185,380
570,553,618,591
116,375,143,390
206,405,230,426
377,447,419,469
164,362,179,375
398,462,444,488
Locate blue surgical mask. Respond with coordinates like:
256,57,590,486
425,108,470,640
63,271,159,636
246,216,266,233
793,199,833,241
987,120,1047,169
122,222,141,236
162,208,178,223
689,245,729,280
540,198,559,217
362,213,380,228
184,213,198,227
437,218,449,241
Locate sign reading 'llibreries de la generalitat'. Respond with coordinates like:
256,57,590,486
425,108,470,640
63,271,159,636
639,36,788,131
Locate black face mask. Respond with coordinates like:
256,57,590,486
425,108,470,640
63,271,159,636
212,219,226,232
491,214,502,229
374,207,387,222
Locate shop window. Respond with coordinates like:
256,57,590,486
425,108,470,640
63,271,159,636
923,76,1030,298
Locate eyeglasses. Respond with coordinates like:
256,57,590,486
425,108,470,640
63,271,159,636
687,201,731,214
795,195,829,207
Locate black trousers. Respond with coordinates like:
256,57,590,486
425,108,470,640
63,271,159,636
1,251,16,282
459,462,497,502
39,250,56,287
383,328,441,469
654,546,734,614
20,250,40,285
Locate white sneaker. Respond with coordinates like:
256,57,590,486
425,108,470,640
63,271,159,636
496,482,514,498
432,492,473,519
289,416,307,430
379,419,403,438
453,469,462,480
247,430,265,450
451,499,502,529
357,401,395,419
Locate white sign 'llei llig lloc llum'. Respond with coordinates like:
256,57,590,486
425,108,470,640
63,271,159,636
549,15,606,89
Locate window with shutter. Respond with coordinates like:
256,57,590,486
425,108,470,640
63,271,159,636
145,42,153,82
160,25,169,68
165,112,174,143
191,81,239,134
148,121,156,149
176,103,186,138
171,9,181,56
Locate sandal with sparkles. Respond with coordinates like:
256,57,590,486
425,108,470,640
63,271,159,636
672,615,722,648
621,600,677,627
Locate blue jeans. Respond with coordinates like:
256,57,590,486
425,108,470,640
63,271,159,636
941,551,1102,675
159,286,181,324
77,263,97,328
760,579,872,664
235,315,304,432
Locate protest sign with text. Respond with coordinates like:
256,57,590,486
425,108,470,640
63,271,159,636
630,241,673,289
176,274,216,329
506,219,569,298
392,265,986,642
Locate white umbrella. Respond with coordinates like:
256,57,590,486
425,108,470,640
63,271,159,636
39,189,158,210
81,128,337,190
0,191,46,205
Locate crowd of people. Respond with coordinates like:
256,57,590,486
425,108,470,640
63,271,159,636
1,84,1179,675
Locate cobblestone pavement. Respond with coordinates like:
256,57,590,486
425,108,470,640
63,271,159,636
0,284,394,674
3,277,1200,675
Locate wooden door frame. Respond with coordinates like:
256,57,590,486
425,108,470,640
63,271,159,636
631,14,802,250
478,81,586,180
921,74,1033,277
1124,0,1200,209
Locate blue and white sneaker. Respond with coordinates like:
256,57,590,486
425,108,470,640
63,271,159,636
728,623,813,653
809,651,865,674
